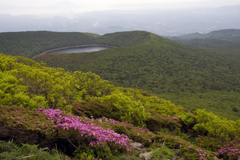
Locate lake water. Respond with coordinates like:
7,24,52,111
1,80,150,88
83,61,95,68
47,46,110,54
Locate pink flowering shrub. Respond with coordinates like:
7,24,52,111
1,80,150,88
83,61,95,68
0,105,133,158
216,138,240,160
38,108,133,152
94,117,159,147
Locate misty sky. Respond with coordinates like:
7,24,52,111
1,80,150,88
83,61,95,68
1,0,240,15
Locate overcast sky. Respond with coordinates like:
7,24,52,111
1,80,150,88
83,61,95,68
1,0,240,15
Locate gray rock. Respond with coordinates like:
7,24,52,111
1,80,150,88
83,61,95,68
139,151,153,160
132,142,144,151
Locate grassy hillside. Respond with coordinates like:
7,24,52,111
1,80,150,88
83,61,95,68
34,32,240,120
1,53,240,160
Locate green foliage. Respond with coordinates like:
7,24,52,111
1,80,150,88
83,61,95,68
177,132,195,144
0,54,113,111
0,140,69,160
159,91,240,121
71,71,113,101
178,112,196,126
113,155,142,160
73,99,121,121
145,109,182,133
193,109,240,140
158,128,172,135
94,90,151,126
149,143,176,160
73,148,95,160
93,117,157,147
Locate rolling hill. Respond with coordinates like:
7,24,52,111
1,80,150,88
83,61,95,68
0,31,150,58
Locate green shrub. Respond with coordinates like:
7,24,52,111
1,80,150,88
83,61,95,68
177,132,195,144
73,146,113,160
149,142,176,160
158,128,172,135
0,140,69,160
195,136,224,152
193,109,239,140
73,148,95,160
93,117,158,147
73,100,121,121
145,109,182,133
113,155,142,160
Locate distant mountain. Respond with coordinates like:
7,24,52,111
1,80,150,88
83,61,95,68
177,32,207,40
207,29,240,42
1,5,240,35
171,29,240,43
166,29,240,56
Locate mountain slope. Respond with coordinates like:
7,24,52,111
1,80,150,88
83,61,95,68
34,33,240,93
33,32,240,120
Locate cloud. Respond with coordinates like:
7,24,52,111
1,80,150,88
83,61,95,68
93,22,99,27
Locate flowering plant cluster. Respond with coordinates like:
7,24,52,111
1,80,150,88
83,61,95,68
216,138,240,160
0,106,133,154
38,108,133,151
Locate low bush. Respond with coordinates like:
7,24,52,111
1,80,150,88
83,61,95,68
73,100,121,121
0,140,69,160
113,155,142,160
149,142,176,160
145,109,182,133
195,136,224,152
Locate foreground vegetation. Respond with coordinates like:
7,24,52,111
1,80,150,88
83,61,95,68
1,53,240,159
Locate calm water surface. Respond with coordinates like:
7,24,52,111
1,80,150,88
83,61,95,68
48,46,110,54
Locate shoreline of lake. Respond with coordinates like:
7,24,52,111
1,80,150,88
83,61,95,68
32,44,115,58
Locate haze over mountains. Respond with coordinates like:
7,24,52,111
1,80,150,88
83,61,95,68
0,1,240,36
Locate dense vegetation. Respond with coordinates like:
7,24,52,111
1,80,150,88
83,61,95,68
33,32,240,120
1,53,240,159
1,30,240,120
